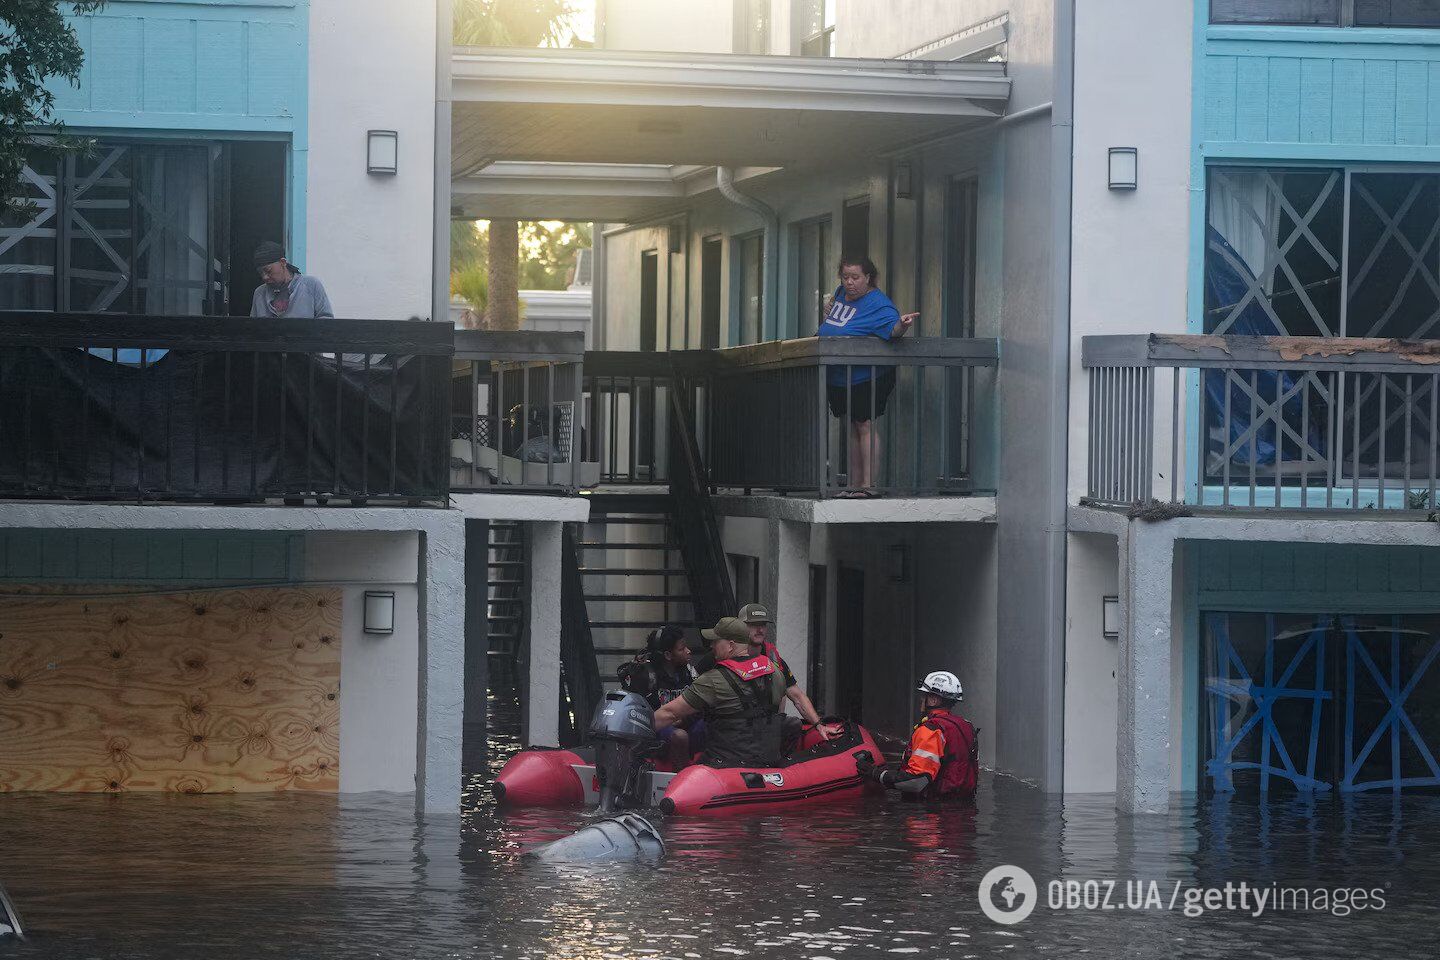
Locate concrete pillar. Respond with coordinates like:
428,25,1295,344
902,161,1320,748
524,521,564,747
766,520,812,705
1116,520,1174,814
416,517,466,814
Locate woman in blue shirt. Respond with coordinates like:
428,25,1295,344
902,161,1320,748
818,256,917,496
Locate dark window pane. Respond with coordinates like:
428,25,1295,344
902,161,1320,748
0,146,59,309
1204,166,1344,337
1355,0,1440,26
1211,0,1340,24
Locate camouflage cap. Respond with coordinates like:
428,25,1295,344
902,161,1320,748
738,602,773,624
701,617,751,645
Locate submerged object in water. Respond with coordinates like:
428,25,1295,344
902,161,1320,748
525,814,666,863
0,882,23,940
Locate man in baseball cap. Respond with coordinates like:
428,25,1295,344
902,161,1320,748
737,602,834,742
250,241,335,319
651,617,787,768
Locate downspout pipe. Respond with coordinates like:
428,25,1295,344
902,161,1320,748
716,166,780,341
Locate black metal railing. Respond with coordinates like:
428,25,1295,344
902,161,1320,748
1083,333,1440,511
582,351,677,485
0,312,451,503
667,381,735,624
451,330,587,493
699,337,999,497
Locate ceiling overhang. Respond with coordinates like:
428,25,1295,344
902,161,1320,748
450,48,1011,210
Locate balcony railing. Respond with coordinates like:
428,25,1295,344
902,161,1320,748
450,330,588,493
0,312,452,503
698,337,999,497
1083,334,1440,512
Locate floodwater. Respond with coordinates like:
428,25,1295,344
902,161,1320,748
3,697,1440,958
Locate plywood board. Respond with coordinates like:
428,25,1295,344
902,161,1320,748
0,587,341,793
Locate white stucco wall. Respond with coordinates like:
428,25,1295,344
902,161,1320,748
307,531,421,794
306,0,437,320
1067,0,1193,504
601,0,735,53
1062,532,1119,793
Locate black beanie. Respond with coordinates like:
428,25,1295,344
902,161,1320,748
253,241,286,269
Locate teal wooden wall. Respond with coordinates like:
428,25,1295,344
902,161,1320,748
1195,541,1440,611
0,531,303,583
1200,26,1440,160
47,0,310,260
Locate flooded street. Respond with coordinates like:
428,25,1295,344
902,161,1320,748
3,698,1439,959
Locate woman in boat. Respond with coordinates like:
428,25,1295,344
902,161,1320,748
620,625,703,769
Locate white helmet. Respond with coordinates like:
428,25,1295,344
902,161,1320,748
918,671,963,700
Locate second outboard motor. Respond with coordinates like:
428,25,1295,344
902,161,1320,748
589,690,659,813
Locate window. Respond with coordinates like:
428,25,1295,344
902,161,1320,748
737,232,763,344
1203,165,1440,486
700,236,723,349
794,216,833,335
727,553,760,605
639,250,658,352
797,0,836,56
841,198,870,263
1,138,285,316
1212,0,1440,25
734,0,770,54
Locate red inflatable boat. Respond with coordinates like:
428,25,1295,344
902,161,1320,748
493,720,881,816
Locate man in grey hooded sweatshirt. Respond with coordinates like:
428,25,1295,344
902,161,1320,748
250,241,335,318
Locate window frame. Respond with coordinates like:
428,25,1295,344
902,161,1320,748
1211,0,1440,27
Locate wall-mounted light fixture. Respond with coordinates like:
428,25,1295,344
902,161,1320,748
889,544,911,584
1102,595,1120,640
364,590,396,635
367,130,398,176
894,161,914,200
1108,147,1138,191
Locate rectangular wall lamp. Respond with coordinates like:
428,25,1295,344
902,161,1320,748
367,130,398,176
1108,147,1138,191
1102,595,1120,640
364,590,396,634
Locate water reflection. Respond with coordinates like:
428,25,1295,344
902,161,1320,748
2,690,1438,957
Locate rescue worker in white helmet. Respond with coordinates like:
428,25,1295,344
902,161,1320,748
855,671,978,800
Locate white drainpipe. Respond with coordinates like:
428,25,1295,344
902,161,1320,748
716,166,779,341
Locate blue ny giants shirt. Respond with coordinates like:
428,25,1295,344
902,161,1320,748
818,285,899,385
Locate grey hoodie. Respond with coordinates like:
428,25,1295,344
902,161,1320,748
250,268,335,319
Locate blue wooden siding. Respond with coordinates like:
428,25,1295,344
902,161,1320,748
46,1,309,264
1195,541,1440,610
0,531,303,583
50,1,305,133
1199,26,1440,161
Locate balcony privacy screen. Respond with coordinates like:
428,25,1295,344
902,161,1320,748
0,348,446,499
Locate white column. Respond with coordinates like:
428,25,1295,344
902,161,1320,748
1115,520,1174,814
766,519,812,706
525,521,564,747
417,517,466,814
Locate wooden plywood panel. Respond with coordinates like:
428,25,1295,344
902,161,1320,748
0,587,341,794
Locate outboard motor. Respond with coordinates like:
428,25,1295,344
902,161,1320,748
589,690,660,813
0,882,23,940
525,813,665,863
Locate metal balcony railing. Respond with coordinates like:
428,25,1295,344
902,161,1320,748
450,330,587,493
0,312,451,503
698,336,998,498
1083,334,1440,512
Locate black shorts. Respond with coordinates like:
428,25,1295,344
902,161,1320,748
826,371,896,422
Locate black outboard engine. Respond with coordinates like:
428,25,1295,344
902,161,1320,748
0,881,23,940
590,690,660,812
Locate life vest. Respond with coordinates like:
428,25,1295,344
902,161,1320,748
702,656,784,768
910,709,978,800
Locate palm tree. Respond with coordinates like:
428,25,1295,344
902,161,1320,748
453,0,580,329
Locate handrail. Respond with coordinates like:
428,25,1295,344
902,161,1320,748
0,311,454,355
559,525,603,746
1083,333,1440,373
667,381,735,624
706,335,1000,372
455,329,584,363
